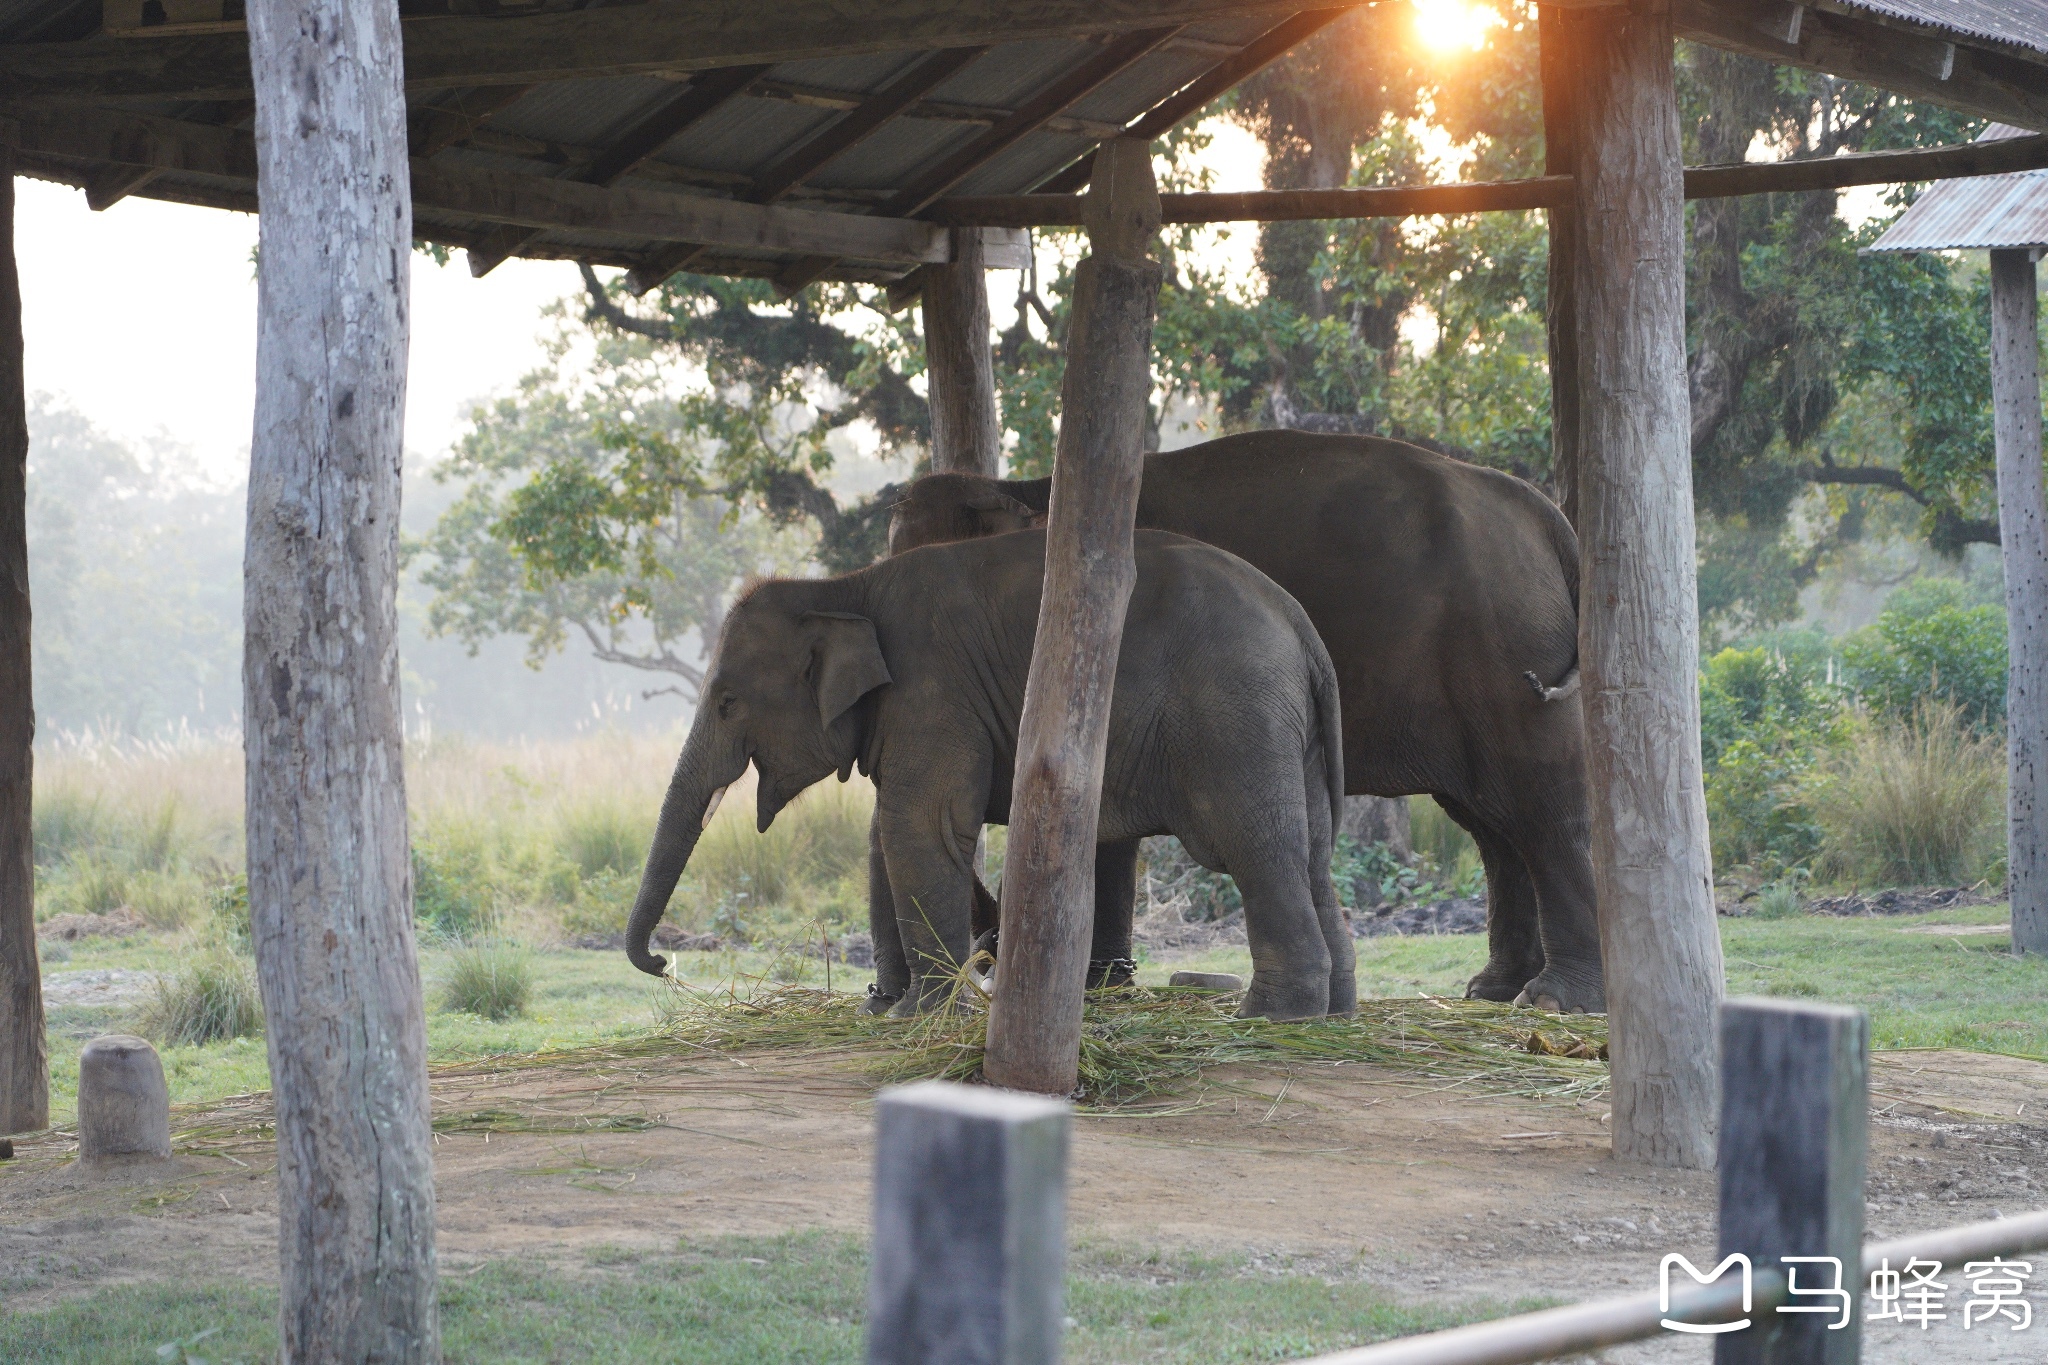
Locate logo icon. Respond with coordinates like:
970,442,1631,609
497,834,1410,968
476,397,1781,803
1661,1253,1753,1334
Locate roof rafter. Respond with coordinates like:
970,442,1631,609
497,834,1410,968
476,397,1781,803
0,0,1318,104
465,62,770,277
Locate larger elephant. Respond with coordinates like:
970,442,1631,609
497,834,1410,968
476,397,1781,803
888,430,1600,1014
624,528,1354,1021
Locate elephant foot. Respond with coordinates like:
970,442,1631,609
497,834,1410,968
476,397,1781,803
1327,972,1358,1018
1512,968,1606,1015
1087,956,1137,990
1238,975,1330,1022
1465,960,1542,1003
860,985,902,1017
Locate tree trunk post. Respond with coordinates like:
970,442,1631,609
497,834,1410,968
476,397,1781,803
1990,247,2047,958
245,0,439,1354
984,140,1160,1096
923,228,1003,479
0,148,44,1139
1568,0,1723,1169
1539,4,1582,530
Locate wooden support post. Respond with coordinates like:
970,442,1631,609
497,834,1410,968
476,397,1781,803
983,140,1160,1096
1990,248,2048,959
1567,1,1723,1169
0,147,43,1139
1538,4,1581,530
76,1034,172,1164
922,227,1003,478
1714,998,1867,1364
245,0,438,1354
866,1081,1071,1365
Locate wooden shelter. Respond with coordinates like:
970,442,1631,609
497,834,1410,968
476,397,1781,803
1,6,2046,1346
1870,126,2048,963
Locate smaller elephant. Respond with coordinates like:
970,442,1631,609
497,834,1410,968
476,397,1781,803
624,528,1355,1021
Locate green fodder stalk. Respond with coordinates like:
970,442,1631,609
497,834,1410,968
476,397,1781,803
441,941,534,1021
139,953,264,1045
1815,698,2005,887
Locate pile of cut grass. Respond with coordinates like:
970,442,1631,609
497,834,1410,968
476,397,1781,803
656,980,1610,1108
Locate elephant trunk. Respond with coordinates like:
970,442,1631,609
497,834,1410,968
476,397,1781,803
625,718,745,976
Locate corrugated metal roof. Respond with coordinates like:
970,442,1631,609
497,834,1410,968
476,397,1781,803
1868,124,2048,250
6,1,2046,285
1824,0,2048,59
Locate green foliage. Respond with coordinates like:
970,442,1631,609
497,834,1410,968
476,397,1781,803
138,953,263,1046
206,874,250,951
440,941,534,1021
1698,641,1846,874
1813,699,2005,887
1752,881,1804,920
1840,593,2008,728
412,834,497,941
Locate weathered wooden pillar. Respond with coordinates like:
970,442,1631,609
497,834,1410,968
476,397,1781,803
1990,247,2047,958
1568,1,1723,1168
923,229,1003,479
984,141,1160,1096
246,0,439,1354
0,148,43,1138
1538,5,1582,530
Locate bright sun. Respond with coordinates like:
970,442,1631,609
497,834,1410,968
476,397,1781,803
1411,0,1498,53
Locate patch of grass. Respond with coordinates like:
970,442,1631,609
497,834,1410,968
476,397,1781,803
440,941,535,1021
0,1233,1535,1365
1814,699,2005,887
555,800,652,881
136,953,264,1046
1752,881,1803,920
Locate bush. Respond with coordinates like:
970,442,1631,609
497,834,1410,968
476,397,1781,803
1842,598,2007,729
1753,880,1804,919
38,856,130,919
554,802,650,882
1699,644,1846,875
1813,699,2005,887
33,788,110,869
440,941,533,1020
1139,837,1242,921
412,835,496,941
124,869,206,931
1408,796,1478,880
138,953,264,1045
690,779,872,916
207,873,251,950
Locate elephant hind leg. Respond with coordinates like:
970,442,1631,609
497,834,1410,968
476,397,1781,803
1309,766,1356,1016
1509,814,1604,1015
1436,796,1545,1004
1205,806,1331,1022
1089,837,1141,989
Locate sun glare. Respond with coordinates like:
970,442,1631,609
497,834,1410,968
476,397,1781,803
1411,0,1497,53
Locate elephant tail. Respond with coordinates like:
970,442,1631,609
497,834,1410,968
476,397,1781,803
1309,646,1345,837
1524,663,1580,703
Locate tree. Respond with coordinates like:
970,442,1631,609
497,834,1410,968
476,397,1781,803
416,311,809,703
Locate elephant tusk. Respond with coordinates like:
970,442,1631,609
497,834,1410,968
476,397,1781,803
702,785,727,829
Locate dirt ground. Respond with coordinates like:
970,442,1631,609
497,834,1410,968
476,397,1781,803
5,1043,2047,1363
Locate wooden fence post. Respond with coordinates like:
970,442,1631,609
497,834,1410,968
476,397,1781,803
1715,998,1868,1365
1566,0,1724,1169
983,140,1160,1096
1990,247,2047,958
245,0,439,1354
867,1080,1071,1365
924,227,1003,478
0,146,43,1139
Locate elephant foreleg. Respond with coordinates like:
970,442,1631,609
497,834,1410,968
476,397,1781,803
1088,837,1141,988
863,813,911,1015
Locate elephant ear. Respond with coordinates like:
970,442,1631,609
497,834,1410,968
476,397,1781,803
804,611,892,728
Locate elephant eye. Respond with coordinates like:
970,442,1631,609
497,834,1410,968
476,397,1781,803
716,692,738,719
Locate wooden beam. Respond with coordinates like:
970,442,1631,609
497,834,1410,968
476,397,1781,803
1991,247,2048,960
466,62,769,276
923,227,1002,478
0,0,1321,105
0,145,43,1140
1035,7,1353,196
1564,0,1722,1169
929,134,2048,225
984,141,1162,1097
407,84,534,159
1672,0,2048,131
243,0,438,1351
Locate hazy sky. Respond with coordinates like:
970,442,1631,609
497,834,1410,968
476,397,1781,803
18,176,585,484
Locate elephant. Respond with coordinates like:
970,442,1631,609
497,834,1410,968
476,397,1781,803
623,527,1355,1021
887,430,1602,1014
